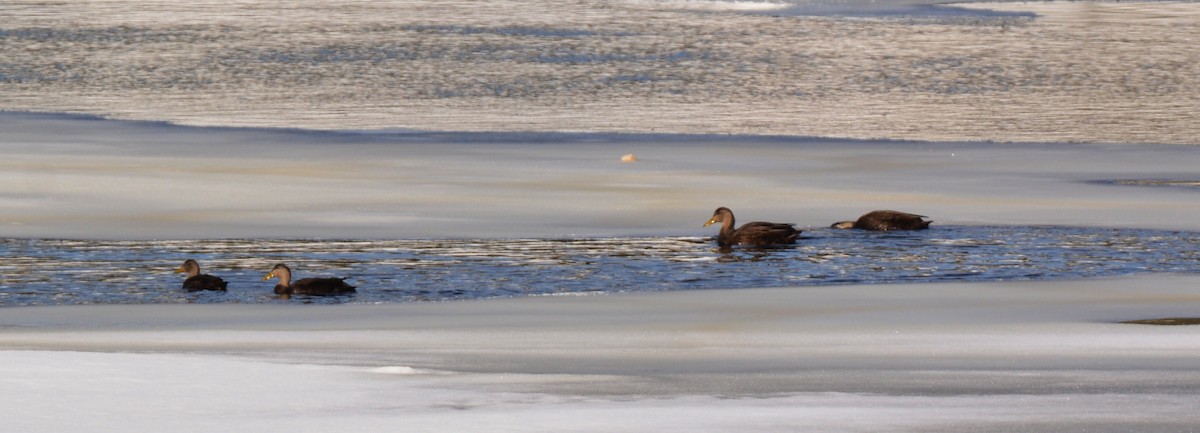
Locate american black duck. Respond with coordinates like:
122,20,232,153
174,259,228,291
703,207,801,247
831,210,932,231
262,263,355,296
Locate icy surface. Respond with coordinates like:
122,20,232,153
4,275,1200,432
3,113,1200,240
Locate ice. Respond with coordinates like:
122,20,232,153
3,112,1200,239
4,274,1200,432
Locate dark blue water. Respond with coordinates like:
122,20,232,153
2,225,1198,306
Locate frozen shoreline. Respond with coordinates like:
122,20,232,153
4,112,1200,240
4,274,1200,432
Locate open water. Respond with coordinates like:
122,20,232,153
3,225,1198,305
2,0,1198,143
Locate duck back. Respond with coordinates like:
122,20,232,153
183,274,228,291
289,277,356,295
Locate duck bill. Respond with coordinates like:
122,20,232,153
262,272,275,281
173,266,186,274
703,218,717,227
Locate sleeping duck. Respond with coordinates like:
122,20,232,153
831,210,932,231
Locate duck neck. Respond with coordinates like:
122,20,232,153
718,215,736,245
181,262,200,277
275,268,292,287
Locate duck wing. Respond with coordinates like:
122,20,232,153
730,221,802,246
183,274,228,291
291,277,356,295
858,210,931,231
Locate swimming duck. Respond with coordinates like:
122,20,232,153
703,207,801,247
831,210,932,231
262,263,355,296
174,259,228,291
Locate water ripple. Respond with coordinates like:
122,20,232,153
1,225,1199,306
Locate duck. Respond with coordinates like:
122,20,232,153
262,263,355,296
831,210,932,231
703,207,801,247
174,259,228,291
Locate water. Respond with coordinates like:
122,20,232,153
1,0,1197,143
3,225,1198,306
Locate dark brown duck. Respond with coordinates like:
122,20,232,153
262,263,356,296
703,207,801,247
831,210,932,231
174,259,228,291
